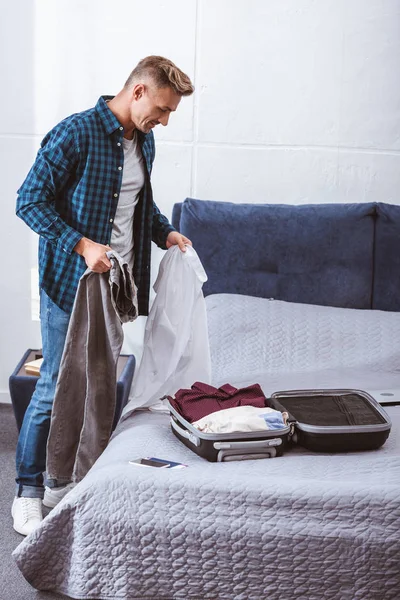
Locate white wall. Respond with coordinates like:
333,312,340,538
1,0,399,401
0,0,42,403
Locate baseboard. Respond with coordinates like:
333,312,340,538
0,390,11,404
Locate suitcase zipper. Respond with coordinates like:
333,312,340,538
333,395,356,426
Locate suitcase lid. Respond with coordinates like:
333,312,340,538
269,388,392,434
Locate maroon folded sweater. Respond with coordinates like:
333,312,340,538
168,381,266,423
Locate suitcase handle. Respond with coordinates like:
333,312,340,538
217,449,277,462
219,452,276,462
214,439,282,450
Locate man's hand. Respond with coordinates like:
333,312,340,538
166,231,193,252
74,238,112,272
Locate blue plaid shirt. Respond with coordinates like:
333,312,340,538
16,96,175,315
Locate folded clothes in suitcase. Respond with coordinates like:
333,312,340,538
167,387,392,462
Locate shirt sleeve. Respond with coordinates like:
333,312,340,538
145,131,176,248
16,124,84,254
151,202,176,249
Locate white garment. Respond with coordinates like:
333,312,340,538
110,134,145,267
192,406,285,434
121,245,211,419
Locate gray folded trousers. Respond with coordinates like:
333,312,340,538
46,251,138,484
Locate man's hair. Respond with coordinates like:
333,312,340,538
125,55,194,96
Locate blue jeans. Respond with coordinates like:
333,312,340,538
15,289,71,498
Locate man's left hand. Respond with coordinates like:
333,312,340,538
166,231,193,252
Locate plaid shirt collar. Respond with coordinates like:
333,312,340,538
95,95,147,148
95,96,122,135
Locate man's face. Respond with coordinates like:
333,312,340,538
130,83,182,133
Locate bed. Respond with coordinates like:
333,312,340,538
13,199,400,600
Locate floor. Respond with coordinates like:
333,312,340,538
0,403,70,600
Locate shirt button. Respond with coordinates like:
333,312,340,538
113,193,118,198
117,142,121,146
110,218,114,223
119,126,123,131
118,166,122,170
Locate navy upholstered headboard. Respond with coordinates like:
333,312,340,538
172,198,400,312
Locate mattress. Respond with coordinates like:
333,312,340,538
13,295,400,599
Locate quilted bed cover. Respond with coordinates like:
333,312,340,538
13,295,400,600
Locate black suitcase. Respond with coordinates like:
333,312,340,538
168,388,391,461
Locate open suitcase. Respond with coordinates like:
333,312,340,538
168,388,392,462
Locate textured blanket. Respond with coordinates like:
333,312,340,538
13,296,400,599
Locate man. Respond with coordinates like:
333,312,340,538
13,56,194,536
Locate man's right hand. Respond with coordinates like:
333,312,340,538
74,238,112,272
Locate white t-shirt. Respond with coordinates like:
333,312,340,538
110,132,145,267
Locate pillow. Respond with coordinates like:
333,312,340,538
206,293,400,387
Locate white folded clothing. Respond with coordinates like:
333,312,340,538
192,405,286,434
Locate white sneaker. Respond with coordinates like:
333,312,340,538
43,483,75,508
12,497,43,536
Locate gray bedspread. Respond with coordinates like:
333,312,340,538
13,407,400,600
13,296,400,599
